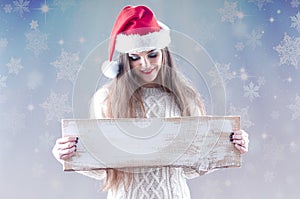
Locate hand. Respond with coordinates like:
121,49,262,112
230,130,249,154
52,136,78,163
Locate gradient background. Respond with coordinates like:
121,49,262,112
0,0,299,198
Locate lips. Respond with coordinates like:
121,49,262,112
141,68,155,75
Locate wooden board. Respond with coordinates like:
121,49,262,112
62,116,241,173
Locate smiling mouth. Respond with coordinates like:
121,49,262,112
141,68,155,75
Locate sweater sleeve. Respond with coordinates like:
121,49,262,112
89,87,110,119
75,87,110,180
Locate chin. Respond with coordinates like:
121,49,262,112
143,76,157,83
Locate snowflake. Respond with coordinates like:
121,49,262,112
25,29,48,57
291,0,300,8
0,38,8,48
287,95,300,120
235,42,245,51
246,29,263,49
51,49,81,84
228,104,254,129
40,91,72,123
264,171,275,183
217,1,240,24
244,81,260,102
0,75,7,90
53,0,76,11
208,62,236,87
290,12,300,32
263,137,285,166
26,70,43,90
3,4,12,13
248,0,273,10
13,0,30,17
274,33,300,68
29,20,38,30
6,57,23,75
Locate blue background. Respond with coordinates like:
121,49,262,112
0,0,299,198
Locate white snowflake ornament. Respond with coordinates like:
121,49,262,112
290,12,300,33
6,57,23,75
40,91,72,123
51,49,81,83
274,33,300,68
287,95,300,120
25,29,48,56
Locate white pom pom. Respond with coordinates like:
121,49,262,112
101,60,119,78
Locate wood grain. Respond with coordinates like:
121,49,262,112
62,116,241,173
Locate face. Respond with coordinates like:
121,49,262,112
128,49,163,84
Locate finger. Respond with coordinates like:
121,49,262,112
234,143,248,154
56,136,78,145
233,139,244,145
232,134,243,140
59,145,77,160
232,133,249,141
58,141,77,150
233,130,249,138
233,138,249,148
239,145,248,154
60,151,77,160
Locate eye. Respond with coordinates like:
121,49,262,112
128,54,140,61
147,51,158,58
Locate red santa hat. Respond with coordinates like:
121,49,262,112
102,5,171,78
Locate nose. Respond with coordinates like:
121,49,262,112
140,56,151,68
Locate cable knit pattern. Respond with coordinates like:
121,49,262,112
85,87,204,198
107,88,191,199
141,87,181,118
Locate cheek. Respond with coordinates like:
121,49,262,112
129,62,138,69
152,55,163,66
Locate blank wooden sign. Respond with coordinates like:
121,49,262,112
62,116,241,173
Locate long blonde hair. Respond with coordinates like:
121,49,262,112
100,47,205,191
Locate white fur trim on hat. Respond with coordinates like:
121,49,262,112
101,60,119,78
115,28,171,53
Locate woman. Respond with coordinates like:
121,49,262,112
52,5,249,199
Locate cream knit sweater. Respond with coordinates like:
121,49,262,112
78,87,205,199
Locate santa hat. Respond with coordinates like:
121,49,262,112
102,5,171,78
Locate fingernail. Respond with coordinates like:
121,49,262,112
74,145,77,152
75,137,79,144
229,132,234,142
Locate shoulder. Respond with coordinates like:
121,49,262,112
90,85,111,119
93,86,110,103
186,97,205,116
